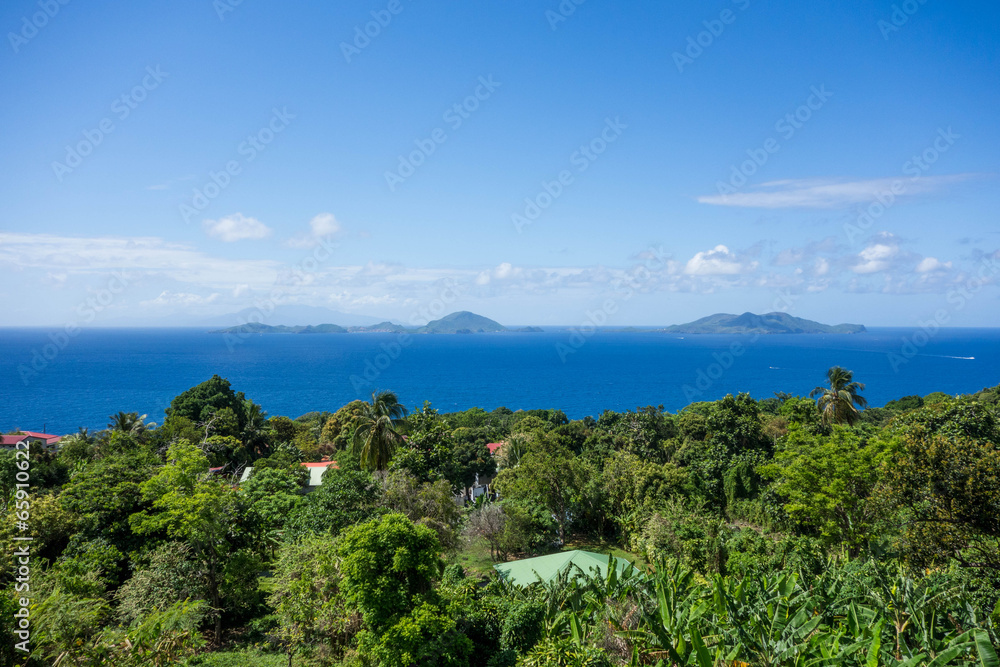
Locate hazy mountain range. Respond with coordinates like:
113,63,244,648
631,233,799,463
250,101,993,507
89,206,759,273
209,310,865,335
210,311,533,335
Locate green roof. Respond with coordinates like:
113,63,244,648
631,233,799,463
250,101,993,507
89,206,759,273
493,550,639,586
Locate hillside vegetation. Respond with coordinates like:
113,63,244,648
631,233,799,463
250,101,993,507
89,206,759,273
2,374,998,666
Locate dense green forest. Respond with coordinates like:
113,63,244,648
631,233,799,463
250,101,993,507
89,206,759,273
3,369,1000,666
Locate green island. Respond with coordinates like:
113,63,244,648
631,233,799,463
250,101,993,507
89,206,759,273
3,368,999,666
211,311,518,335
664,312,867,335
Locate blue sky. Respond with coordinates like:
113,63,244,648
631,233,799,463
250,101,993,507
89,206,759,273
1,0,998,327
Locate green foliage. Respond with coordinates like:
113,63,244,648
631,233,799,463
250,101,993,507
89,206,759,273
637,497,729,574
33,594,207,667
762,426,887,553
166,374,248,436
337,513,444,634
516,636,611,667
284,468,382,540
366,600,473,667
810,365,868,425
707,392,769,456
353,391,409,471
0,494,77,582
382,471,463,552
885,394,925,411
238,465,305,541
129,439,239,640
182,648,288,666
269,534,356,655
879,431,1000,574
601,450,688,547
886,398,1000,444
493,435,591,543
593,405,676,464
59,448,159,559
17,382,1000,665
115,542,208,625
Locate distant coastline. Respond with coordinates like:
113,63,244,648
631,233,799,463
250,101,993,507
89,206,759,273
210,311,544,335
210,310,865,336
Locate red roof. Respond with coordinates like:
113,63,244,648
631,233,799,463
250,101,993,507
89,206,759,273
486,442,504,454
301,461,338,469
22,431,59,439
2,432,61,446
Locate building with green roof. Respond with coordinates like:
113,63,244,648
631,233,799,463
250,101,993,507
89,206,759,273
493,550,640,586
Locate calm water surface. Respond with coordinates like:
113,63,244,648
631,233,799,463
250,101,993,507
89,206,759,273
1,327,997,433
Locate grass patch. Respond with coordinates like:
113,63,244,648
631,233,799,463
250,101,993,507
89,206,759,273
453,536,498,577
183,648,287,667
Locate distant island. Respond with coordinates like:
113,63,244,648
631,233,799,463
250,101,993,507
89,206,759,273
664,312,866,335
210,311,538,335
209,310,864,335
416,311,506,334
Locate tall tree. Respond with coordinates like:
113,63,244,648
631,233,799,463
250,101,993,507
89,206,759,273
166,375,248,436
108,411,153,436
492,435,590,544
129,439,234,642
240,399,270,461
810,366,867,425
353,391,408,471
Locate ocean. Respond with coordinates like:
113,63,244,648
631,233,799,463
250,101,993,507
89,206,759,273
1,327,997,434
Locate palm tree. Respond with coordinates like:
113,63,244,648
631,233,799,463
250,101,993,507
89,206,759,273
352,391,408,471
810,366,867,425
241,400,270,460
108,411,152,435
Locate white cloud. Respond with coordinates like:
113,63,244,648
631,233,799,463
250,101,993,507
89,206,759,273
684,245,757,275
0,233,279,289
915,257,952,273
697,175,975,209
141,291,220,306
286,213,341,248
203,213,272,242
853,243,898,274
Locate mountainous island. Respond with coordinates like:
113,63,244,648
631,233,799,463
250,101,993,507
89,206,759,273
664,312,866,334
210,311,531,335
417,311,506,334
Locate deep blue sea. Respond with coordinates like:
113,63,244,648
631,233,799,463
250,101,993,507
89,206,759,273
1,327,997,434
